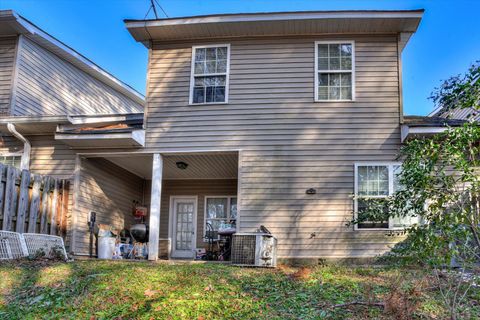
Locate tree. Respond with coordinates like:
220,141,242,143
430,61,479,117
352,61,480,319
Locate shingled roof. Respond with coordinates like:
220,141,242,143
403,115,466,127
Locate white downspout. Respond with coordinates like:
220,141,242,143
7,123,31,170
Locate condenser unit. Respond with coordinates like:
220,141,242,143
231,233,277,267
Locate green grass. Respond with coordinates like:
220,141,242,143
0,260,478,319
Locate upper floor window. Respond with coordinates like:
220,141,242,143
190,45,230,105
315,41,355,102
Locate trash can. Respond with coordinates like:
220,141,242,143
98,236,116,259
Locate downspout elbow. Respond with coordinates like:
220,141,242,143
7,123,30,170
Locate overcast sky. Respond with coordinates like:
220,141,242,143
1,0,479,115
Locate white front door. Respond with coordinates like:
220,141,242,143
171,197,197,258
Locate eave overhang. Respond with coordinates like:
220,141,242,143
0,113,146,149
54,113,145,149
401,115,466,142
125,10,424,47
0,115,69,135
54,129,145,149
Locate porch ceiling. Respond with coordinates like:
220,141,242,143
104,152,238,180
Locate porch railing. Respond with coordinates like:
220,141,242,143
0,164,69,238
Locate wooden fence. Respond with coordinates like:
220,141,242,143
0,164,69,238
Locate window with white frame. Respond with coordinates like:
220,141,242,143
190,45,230,104
0,155,22,169
315,41,354,101
354,163,417,229
205,196,237,237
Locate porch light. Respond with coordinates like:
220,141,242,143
176,161,188,170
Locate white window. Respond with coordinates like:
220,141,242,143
190,44,230,105
354,163,417,230
315,41,355,101
204,196,237,238
0,154,22,169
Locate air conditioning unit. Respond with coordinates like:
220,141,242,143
231,233,277,267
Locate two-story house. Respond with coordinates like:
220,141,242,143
1,9,433,263
123,10,425,261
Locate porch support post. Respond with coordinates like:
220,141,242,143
148,153,163,261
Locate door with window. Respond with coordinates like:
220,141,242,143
171,197,197,258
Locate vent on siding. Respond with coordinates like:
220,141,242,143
231,234,256,265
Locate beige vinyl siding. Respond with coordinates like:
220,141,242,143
0,36,17,115
143,179,238,248
12,36,142,116
0,134,77,247
75,158,144,255
146,35,403,258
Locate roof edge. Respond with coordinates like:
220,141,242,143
124,9,425,24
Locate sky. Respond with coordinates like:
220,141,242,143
1,0,479,116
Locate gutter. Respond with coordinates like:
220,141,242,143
7,123,30,170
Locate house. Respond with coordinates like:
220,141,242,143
0,10,145,254
1,9,431,262
124,10,426,261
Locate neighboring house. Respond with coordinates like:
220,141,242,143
1,9,438,262
0,10,145,253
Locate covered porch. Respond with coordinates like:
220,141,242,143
72,151,239,260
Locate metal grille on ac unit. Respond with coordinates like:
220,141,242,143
231,233,277,267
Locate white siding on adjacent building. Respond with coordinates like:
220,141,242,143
75,157,144,255
12,36,143,116
0,36,16,115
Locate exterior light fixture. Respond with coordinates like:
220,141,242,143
176,161,188,170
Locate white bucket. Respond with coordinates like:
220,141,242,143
98,237,116,259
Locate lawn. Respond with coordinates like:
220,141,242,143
0,260,478,320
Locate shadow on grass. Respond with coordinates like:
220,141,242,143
0,260,436,320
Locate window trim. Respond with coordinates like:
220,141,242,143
189,44,231,105
354,162,402,231
0,152,24,169
203,195,237,240
314,40,355,102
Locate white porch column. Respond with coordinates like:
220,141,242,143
148,153,163,261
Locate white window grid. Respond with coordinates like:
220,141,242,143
204,196,237,239
354,162,403,230
314,40,355,102
189,44,231,105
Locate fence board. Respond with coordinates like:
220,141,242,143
2,166,17,231
15,170,30,233
50,179,59,235
40,176,51,234
59,181,69,237
0,164,4,222
28,175,42,233
0,165,69,239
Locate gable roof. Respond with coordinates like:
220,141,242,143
125,9,424,47
0,10,144,106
